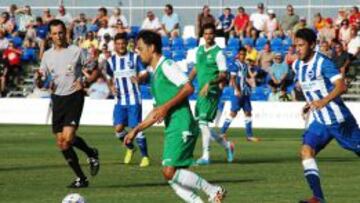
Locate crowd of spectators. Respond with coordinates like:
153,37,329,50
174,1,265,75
0,3,359,101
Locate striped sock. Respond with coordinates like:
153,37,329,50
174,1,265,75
302,158,324,200
220,117,233,134
244,116,253,138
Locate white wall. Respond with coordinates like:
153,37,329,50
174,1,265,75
0,98,359,129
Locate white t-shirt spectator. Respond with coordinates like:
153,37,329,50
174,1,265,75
347,36,360,55
250,13,269,31
88,80,110,99
141,17,162,30
56,13,73,26
97,28,115,45
109,15,128,28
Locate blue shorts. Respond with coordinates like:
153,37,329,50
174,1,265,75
230,95,252,113
303,117,360,154
113,104,142,128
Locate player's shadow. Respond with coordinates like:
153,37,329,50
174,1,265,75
208,156,299,165
0,164,65,172
96,178,260,189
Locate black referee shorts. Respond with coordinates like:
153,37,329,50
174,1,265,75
51,91,85,134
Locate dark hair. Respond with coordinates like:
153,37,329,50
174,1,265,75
165,4,173,12
48,19,66,33
225,7,231,12
98,7,107,16
203,23,216,32
238,6,245,12
136,30,162,54
114,32,128,42
295,28,317,45
36,16,43,23
238,47,246,53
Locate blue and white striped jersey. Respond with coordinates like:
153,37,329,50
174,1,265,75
106,52,146,105
293,52,352,125
229,60,252,96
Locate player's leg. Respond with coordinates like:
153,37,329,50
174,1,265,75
220,94,240,136
299,122,332,203
241,96,260,142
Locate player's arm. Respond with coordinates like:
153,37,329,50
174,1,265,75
230,74,241,96
104,61,116,95
188,67,197,81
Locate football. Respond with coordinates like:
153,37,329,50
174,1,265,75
62,193,86,203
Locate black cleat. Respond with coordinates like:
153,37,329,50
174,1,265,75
67,177,89,188
88,148,100,176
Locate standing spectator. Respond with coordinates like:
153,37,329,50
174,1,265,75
216,7,235,41
80,31,99,49
319,41,333,58
313,13,326,32
196,5,216,37
265,9,279,39
161,4,180,38
42,8,54,24
15,5,34,38
56,5,73,27
250,3,269,33
347,29,360,56
87,76,109,99
349,6,360,27
234,6,249,37
91,7,109,27
268,52,290,100
332,41,351,76
257,42,274,72
339,19,352,47
3,40,22,86
141,11,163,34
318,18,336,44
281,4,299,32
109,7,128,29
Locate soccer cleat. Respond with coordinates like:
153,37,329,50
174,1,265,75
196,158,210,165
299,196,326,203
246,136,261,142
124,148,135,164
139,156,150,167
226,141,235,163
67,177,89,188
87,148,100,176
208,186,226,203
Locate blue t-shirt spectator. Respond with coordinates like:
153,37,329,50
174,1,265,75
36,25,48,40
218,14,234,30
270,62,289,80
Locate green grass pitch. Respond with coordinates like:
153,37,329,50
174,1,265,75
0,125,359,202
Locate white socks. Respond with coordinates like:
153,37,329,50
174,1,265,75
199,122,211,160
210,128,228,148
169,181,204,203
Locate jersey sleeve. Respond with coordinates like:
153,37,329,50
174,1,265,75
228,61,238,75
162,60,189,87
321,58,342,83
105,60,113,80
216,51,227,72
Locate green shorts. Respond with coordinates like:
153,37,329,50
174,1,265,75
195,94,220,122
162,122,199,167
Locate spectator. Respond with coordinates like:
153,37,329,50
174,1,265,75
313,13,326,32
114,19,131,35
141,11,163,35
41,8,54,24
234,6,249,37
109,7,128,29
244,39,258,63
332,41,351,76
335,8,348,27
15,5,34,38
92,7,109,27
161,4,180,38
87,76,110,99
257,42,274,71
99,33,114,52
318,18,336,44
347,29,360,56
35,17,49,45
7,4,17,24
268,52,291,100
339,19,352,47
80,31,99,49
2,40,22,86
293,16,307,34
246,54,266,88
0,12,12,31
72,13,88,43
0,57,6,97
216,7,235,40
249,28,258,45
55,5,73,27
285,45,298,66
265,9,279,39
82,48,100,88
97,19,114,46
98,45,111,70
281,4,299,32
21,38,37,64
349,6,360,27
319,41,333,58
250,3,269,33
0,29,9,52
196,5,216,37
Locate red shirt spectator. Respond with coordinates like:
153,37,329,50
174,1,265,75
234,6,249,36
3,42,21,66
349,6,360,26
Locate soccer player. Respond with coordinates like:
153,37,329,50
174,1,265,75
124,30,226,203
38,19,99,188
188,23,234,165
105,33,150,167
293,28,360,203
220,48,261,142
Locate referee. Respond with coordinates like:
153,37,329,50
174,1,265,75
38,19,100,188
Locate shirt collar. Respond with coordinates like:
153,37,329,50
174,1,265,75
154,55,166,71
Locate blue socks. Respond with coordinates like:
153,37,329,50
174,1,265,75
136,132,148,157
244,116,253,138
220,117,233,134
302,159,324,200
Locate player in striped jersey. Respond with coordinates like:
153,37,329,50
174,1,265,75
294,28,360,203
106,33,150,167
220,48,261,145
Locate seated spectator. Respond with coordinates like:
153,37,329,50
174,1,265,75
196,5,216,37
234,6,249,37
41,8,54,24
141,11,163,35
55,5,73,27
250,3,269,33
281,4,299,33
2,40,22,86
257,42,274,72
7,4,17,24
318,18,336,44
284,45,297,66
348,29,360,56
21,38,37,64
0,12,13,31
335,8,348,27
265,9,279,39
216,7,235,40
87,76,110,99
25,21,37,41
339,19,352,47
246,54,266,88
161,4,180,39
244,40,258,63
109,7,128,29
349,6,360,27
319,41,333,58
27,70,51,98
99,33,114,52
98,45,111,71
72,13,88,43
0,29,9,52
114,19,131,35
80,31,99,49
293,16,307,34
35,17,48,47
97,19,115,46
82,48,100,88
268,52,291,99
91,7,109,27
332,41,351,76
313,13,326,32
15,5,34,38
0,57,6,96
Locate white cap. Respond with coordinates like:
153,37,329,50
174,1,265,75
268,9,274,14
